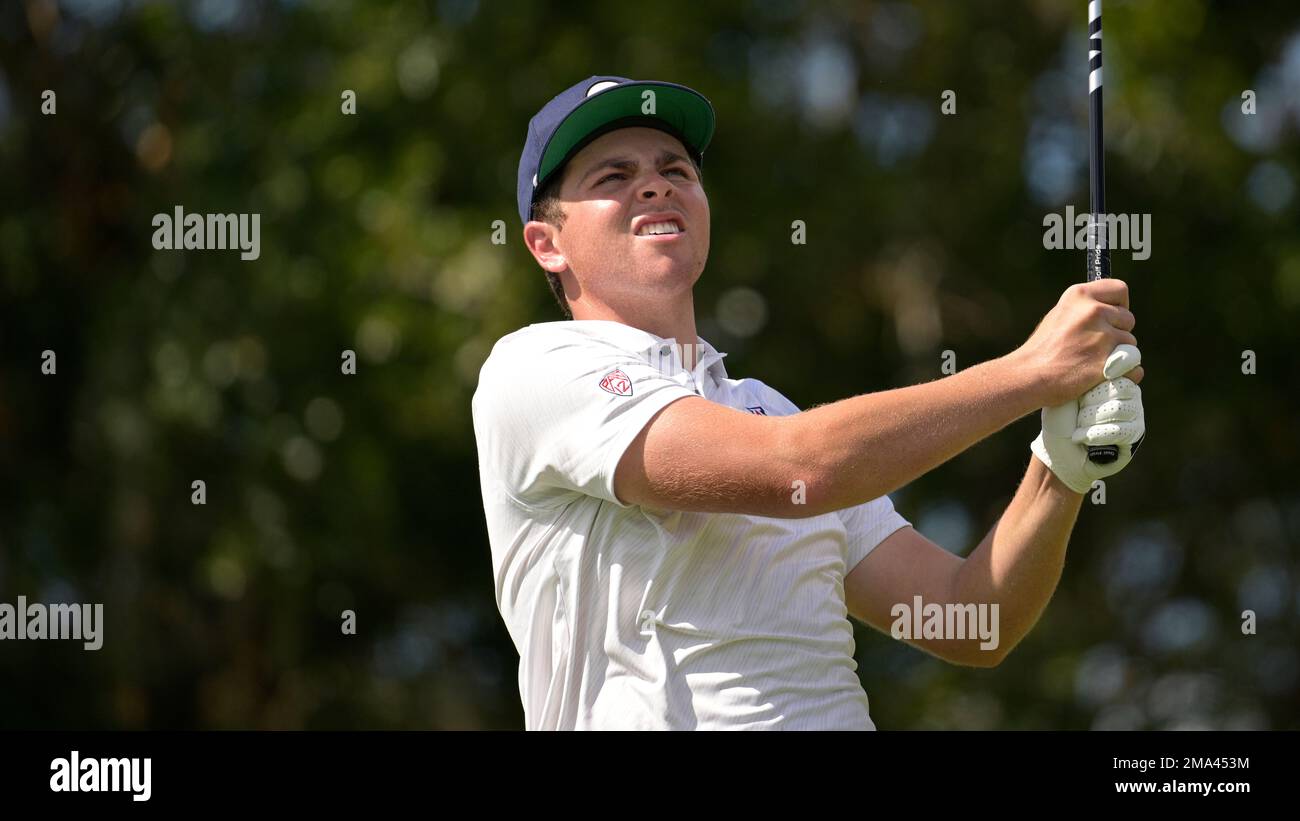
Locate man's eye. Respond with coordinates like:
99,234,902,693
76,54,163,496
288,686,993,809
598,173,625,184
666,167,689,177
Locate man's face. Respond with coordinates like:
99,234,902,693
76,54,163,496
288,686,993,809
535,127,710,308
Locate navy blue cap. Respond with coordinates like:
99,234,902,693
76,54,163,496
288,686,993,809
516,76,716,225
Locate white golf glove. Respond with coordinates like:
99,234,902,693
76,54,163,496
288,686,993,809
1031,344,1146,494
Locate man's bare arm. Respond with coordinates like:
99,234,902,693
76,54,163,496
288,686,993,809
615,280,1138,518
616,352,1039,518
786,354,1043,514
844,456,1088,666
947,456,1085,661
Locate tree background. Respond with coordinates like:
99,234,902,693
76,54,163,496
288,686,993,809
1,0,1296,729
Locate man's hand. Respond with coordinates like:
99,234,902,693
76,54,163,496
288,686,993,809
1013,279,1144,407
1030,344,1146,494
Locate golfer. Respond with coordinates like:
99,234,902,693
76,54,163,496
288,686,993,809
471,76,1146,730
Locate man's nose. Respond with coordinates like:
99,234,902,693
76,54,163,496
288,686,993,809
638,177,673,201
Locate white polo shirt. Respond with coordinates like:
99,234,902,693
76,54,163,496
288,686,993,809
471,319,910,730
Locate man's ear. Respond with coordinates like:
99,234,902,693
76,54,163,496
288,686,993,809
522,221,567,273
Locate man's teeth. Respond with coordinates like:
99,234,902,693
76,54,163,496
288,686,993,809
637,221,682,236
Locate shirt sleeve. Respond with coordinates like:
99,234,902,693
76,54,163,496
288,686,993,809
839,495,912,572
753,380,912,570
472,329,698,510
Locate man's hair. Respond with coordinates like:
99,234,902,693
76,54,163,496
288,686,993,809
531,148,703,321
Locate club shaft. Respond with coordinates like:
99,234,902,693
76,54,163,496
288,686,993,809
1084,0,1120,465
1087,0,1110,282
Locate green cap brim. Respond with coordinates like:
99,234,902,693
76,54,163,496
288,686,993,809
537,82,715,188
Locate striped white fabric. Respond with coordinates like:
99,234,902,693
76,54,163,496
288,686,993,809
471,320,910,730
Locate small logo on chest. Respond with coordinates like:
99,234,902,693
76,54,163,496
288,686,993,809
599,369,633,396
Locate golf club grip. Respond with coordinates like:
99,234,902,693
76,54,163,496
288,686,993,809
1086,0,1119,465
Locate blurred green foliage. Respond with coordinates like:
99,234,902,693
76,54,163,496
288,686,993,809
1,0,1297,729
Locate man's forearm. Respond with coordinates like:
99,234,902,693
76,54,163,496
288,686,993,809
788,353,1043,514
951,456,1083,661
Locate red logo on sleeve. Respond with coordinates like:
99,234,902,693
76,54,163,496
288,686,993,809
598,369,633,396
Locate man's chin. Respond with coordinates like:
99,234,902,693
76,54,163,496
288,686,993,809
639,246,702,272
643,262,702,288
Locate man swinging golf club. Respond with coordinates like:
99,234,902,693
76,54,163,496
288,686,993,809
471,75,1145,730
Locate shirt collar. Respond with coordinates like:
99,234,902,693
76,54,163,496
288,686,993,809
540,319,730,388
